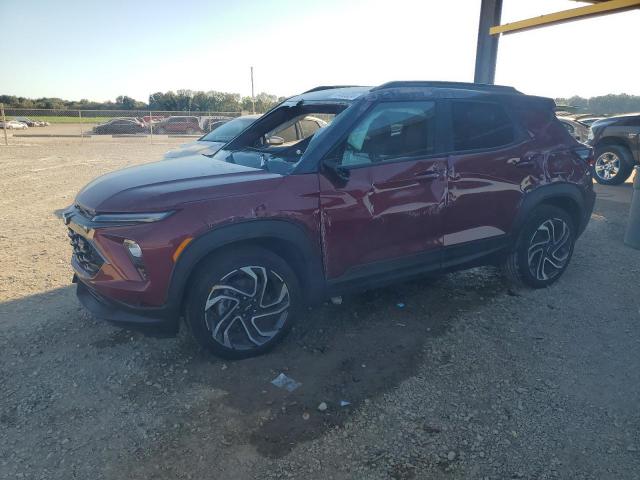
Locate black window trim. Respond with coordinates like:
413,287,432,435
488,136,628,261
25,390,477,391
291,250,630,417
441,98,526,156
320,98,447,171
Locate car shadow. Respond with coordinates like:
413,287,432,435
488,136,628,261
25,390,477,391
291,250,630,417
0,268,506,465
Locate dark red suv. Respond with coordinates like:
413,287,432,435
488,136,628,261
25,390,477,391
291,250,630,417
63,82,595,358
153,116,203,135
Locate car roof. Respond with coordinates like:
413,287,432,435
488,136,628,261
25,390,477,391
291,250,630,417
285,81,525,105
286,86,372,104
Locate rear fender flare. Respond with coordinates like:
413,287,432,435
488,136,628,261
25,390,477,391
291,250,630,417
511,183,588,246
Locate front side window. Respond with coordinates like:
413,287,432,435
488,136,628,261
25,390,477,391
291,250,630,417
273,123,298,143
338,101,436,167
300,119,321,138
451,101,514,151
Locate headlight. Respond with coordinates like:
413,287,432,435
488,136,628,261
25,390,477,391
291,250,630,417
91,211,173,224
587,129,594,141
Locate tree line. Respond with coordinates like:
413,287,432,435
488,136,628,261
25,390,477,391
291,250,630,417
555,93,640,115
3,91,639,115
0,90,286,113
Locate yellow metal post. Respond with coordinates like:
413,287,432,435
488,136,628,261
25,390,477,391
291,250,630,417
490,0,640,35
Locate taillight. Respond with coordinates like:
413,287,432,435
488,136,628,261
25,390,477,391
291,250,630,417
574,146,595,167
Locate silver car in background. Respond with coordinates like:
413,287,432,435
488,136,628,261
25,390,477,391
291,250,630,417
557,117,590,143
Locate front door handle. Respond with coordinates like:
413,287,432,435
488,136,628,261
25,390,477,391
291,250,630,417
414,169,443,181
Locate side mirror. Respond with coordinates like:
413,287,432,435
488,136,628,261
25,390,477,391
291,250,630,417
266,135,285,146
322,157,350,183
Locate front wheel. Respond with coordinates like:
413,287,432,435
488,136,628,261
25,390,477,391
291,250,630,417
502,205,576,288
185,246,301,359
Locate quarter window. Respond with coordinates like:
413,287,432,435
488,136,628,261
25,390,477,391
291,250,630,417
451,101,514,151
339,101,436,167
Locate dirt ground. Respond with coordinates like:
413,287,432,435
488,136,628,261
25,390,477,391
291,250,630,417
1,137,639,480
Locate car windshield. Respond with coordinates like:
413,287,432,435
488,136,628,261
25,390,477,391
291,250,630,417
200,117,257,143
211,103,346,174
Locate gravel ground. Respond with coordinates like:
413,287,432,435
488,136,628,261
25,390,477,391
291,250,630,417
1,138,639,479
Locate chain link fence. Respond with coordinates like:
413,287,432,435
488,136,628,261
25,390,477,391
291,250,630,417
0,104,244,145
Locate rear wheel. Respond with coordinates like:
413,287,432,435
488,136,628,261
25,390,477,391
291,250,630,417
502,205,576,288
592,145,634,185
185,246,301,359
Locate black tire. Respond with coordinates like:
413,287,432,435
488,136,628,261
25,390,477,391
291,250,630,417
501,205,576,288
592,145,634,185
185,246,301,359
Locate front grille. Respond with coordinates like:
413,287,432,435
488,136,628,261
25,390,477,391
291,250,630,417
68,229,104,276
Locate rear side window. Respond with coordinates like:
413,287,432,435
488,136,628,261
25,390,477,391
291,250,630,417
452,101,514,151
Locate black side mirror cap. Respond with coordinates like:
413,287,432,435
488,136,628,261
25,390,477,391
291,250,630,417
322,158,350,183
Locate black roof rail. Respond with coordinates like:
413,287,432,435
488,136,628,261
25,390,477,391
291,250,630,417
302,85,362,94
372,81,521,94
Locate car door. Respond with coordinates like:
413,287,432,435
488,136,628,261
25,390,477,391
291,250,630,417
319,100,448,283
443,99,538,264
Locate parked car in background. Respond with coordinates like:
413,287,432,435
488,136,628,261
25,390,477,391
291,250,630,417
0,120,29,129
14,116,45,127
200,116,234,132
557,117,589,143
163,114,327,160
93,118,148,135
141,114,167,124
153,116,203,135
587,113,640,184
64,82,595,359
575,116,606,126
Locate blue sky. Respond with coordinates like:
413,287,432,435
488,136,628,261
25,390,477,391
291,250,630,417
1,0,639,102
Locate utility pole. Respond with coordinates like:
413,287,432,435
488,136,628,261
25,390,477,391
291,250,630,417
474,0,503,84
250,66,256,114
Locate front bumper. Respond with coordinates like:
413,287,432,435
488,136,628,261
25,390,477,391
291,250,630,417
75,276,179,333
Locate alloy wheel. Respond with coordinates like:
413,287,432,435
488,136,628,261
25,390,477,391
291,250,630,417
204,266,290,351
527,218,572,281
594,152,620,181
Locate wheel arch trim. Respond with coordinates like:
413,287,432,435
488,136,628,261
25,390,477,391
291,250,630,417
512,183,591,243
165,219,326,310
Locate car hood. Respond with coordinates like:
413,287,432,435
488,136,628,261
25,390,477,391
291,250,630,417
76,156,282,212
163,140,226,159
